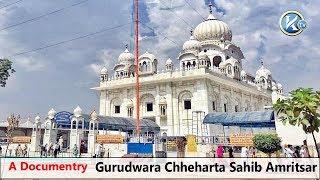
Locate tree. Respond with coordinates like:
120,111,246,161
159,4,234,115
253,133,282,157
5,114,20,157
273,88,320,157
0,58,15,87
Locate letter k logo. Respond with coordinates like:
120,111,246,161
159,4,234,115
285,15,298,31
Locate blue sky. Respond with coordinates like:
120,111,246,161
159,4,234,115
0,0,319,121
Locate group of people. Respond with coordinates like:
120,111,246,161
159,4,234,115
283,144,309,157
14,144,29,157
211,144,312,158
240,146,257,158
212,146,257,158
39,142,61,158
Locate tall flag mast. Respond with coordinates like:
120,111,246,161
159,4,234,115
134,0,141,135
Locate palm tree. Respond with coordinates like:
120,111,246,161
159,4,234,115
273,88,320,157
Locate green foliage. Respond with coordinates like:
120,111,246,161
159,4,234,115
273,87,320,157
253,133,282,155
0,58,15,87
273,88,320,133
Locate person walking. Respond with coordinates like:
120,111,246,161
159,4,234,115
44,144,48,157
53,143,60,158
284,145,294,157
101,146,106,158
228,147,234,158
293,146,300,158
16,144,22,157
23,144,28,157
251,147,257,158
15,146,18,157
241,146,248,158
300,145,309,157
216,145,224,158
95,143,102,158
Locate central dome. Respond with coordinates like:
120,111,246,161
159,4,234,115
194,14,232,42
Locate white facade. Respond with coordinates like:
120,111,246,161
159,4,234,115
93,9,284,137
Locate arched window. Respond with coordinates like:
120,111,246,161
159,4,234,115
227,65,232,75
127,107,133,117
213,56,222,67
192,61,196,68
142,61,147,72
234,66,239,78
224,103,228,112
72,120,76,129
186,62,191,70
147,61,151,71
207,60,211,68
78,121,83,129
45,122,50,131
235,105,239,112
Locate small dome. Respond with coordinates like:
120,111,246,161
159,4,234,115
256,62,271,80
183,34,201,51
100,67,108,74
48,108,56,119
272,85,278,91
240,70,246,77
194,14,232,42
118,46,134,63
139,51,156,62
277,83,283,89
166,58,173,65
198,51,209,60
74,106,82,117
224,58,238,66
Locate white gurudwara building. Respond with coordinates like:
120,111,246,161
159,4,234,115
92,6,284,137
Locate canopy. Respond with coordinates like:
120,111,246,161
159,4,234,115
82,114,160,132
203,110,275,127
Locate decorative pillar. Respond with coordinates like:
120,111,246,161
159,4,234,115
69,106,85,152
43,108,58,146
30,115,41,152
88,110,99,156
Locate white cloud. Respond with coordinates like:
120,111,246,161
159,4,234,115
16,57,46,71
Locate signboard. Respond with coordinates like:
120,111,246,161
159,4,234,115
186,135,197,152
229,133,254,146
127,143,153,154
54,111,73,125
11,136,31,143
96,134,124,144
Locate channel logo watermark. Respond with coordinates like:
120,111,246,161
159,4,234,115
279,11,307,36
